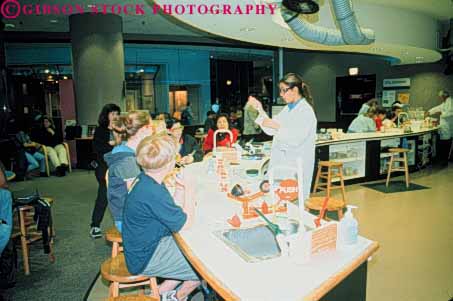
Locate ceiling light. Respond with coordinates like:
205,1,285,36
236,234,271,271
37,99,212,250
55,81,59,84
87,4,96,8
348,67,359,76
5,23,15,29
226,80,232,86
63,76,68,80
50,19,58,23
44,69,50,74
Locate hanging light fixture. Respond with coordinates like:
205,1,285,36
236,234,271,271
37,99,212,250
282,0,319,14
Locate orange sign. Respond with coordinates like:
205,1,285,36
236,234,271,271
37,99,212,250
275,179,299,202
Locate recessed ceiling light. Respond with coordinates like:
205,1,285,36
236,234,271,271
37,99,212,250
44,69,50,74
226,80,232,86
210,55,214,59
50,19,58,23
240,27,256,32
63,76,68,80
5,23,15,29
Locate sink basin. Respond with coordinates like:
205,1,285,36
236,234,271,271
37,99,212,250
214,219,310,263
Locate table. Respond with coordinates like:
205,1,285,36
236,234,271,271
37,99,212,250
175,161,379,301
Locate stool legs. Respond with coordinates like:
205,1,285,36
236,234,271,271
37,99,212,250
386,155,394,187
403,152,410,188
18,209,30,275
312,165,321,193
337,166,346,202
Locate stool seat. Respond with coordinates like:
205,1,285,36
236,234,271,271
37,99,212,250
101,254,148,284
306,196,345,211
106,227,122,243
108,296,159,301
318,161,343,167
101,254,159,298
388,148,409,153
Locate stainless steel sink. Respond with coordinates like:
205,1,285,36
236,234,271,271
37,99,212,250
213,219,310,263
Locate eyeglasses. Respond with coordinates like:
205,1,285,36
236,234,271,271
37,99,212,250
279,86,293,94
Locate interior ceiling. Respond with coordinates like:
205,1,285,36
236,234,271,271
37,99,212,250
3,0,453,64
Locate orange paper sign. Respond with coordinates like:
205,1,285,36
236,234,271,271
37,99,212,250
311,223,337,256
275,179,299,202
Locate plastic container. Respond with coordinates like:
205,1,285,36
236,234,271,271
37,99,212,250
339,205,358,245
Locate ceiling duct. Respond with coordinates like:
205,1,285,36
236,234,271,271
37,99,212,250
281,0,375,46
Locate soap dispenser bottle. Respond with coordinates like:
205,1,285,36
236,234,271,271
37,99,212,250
340,205,358,245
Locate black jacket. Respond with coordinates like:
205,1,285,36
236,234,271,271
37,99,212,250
93,126,113,166
180,134,203,162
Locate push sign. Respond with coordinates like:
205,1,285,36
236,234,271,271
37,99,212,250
275,179,299,202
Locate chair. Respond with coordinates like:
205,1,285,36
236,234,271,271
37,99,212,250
306,161,347,221
106,226,123,258
42,142,72,176
386,148,410,188
12,197,55,275
101,253,160,299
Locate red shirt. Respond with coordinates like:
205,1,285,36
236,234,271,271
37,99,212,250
203,128,238,152
375,117,382,131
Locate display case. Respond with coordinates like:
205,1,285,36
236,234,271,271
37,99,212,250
329,141,366,181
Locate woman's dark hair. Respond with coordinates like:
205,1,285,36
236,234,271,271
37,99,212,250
98,103,121,128
279,73,314,108
41,116,55,129
166,118,180,130
376,106,387,115
214,113,230,130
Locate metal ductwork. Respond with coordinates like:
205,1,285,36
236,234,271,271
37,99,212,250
281,0,375,46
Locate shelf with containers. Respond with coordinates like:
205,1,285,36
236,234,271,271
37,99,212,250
328,141,366,182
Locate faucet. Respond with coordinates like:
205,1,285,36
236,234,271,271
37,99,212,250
397,112,409,128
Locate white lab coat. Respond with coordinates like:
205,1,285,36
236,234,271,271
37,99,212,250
347,115,376,133
258,99,317,201
429,97,453,140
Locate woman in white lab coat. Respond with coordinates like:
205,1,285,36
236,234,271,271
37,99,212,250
247,73,317,201
427,90,453,165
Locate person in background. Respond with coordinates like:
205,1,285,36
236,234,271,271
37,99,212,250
167,119,203,164
15,130,46,177
31,116,69,177
122,135,200,301
374,107,387,132
104,111,153,232
203,113,239,153
181,102,194,126
358,99,378,115
382,111,397,129
348,108,377,133
89,103,121,239
203,111,216,133
243,93,262,141
247,73,317,202
391,101,404,116
426,90,453,166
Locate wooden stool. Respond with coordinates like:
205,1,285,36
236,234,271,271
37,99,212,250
101,254,159,299
307,161,347,221
12,197,55,275
386,148,410,188
107,296,159,301
312,161,347,201
106,226,123,258
305,196,345,220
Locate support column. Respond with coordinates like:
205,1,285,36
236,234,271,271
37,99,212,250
69,13,124,125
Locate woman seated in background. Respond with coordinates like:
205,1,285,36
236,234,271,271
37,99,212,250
348,108,377,133
104,111,153,232
203,113,239,153
31,116,69,177
374,107,388,132
358,99,378,115
167,119,203,165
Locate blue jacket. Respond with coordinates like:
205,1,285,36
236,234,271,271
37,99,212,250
0,189,13,254
104,144,141,222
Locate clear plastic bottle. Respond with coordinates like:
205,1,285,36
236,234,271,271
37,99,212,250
339,205,358,245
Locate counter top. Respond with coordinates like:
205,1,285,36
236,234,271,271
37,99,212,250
316,127,438,146
175,162,379,301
